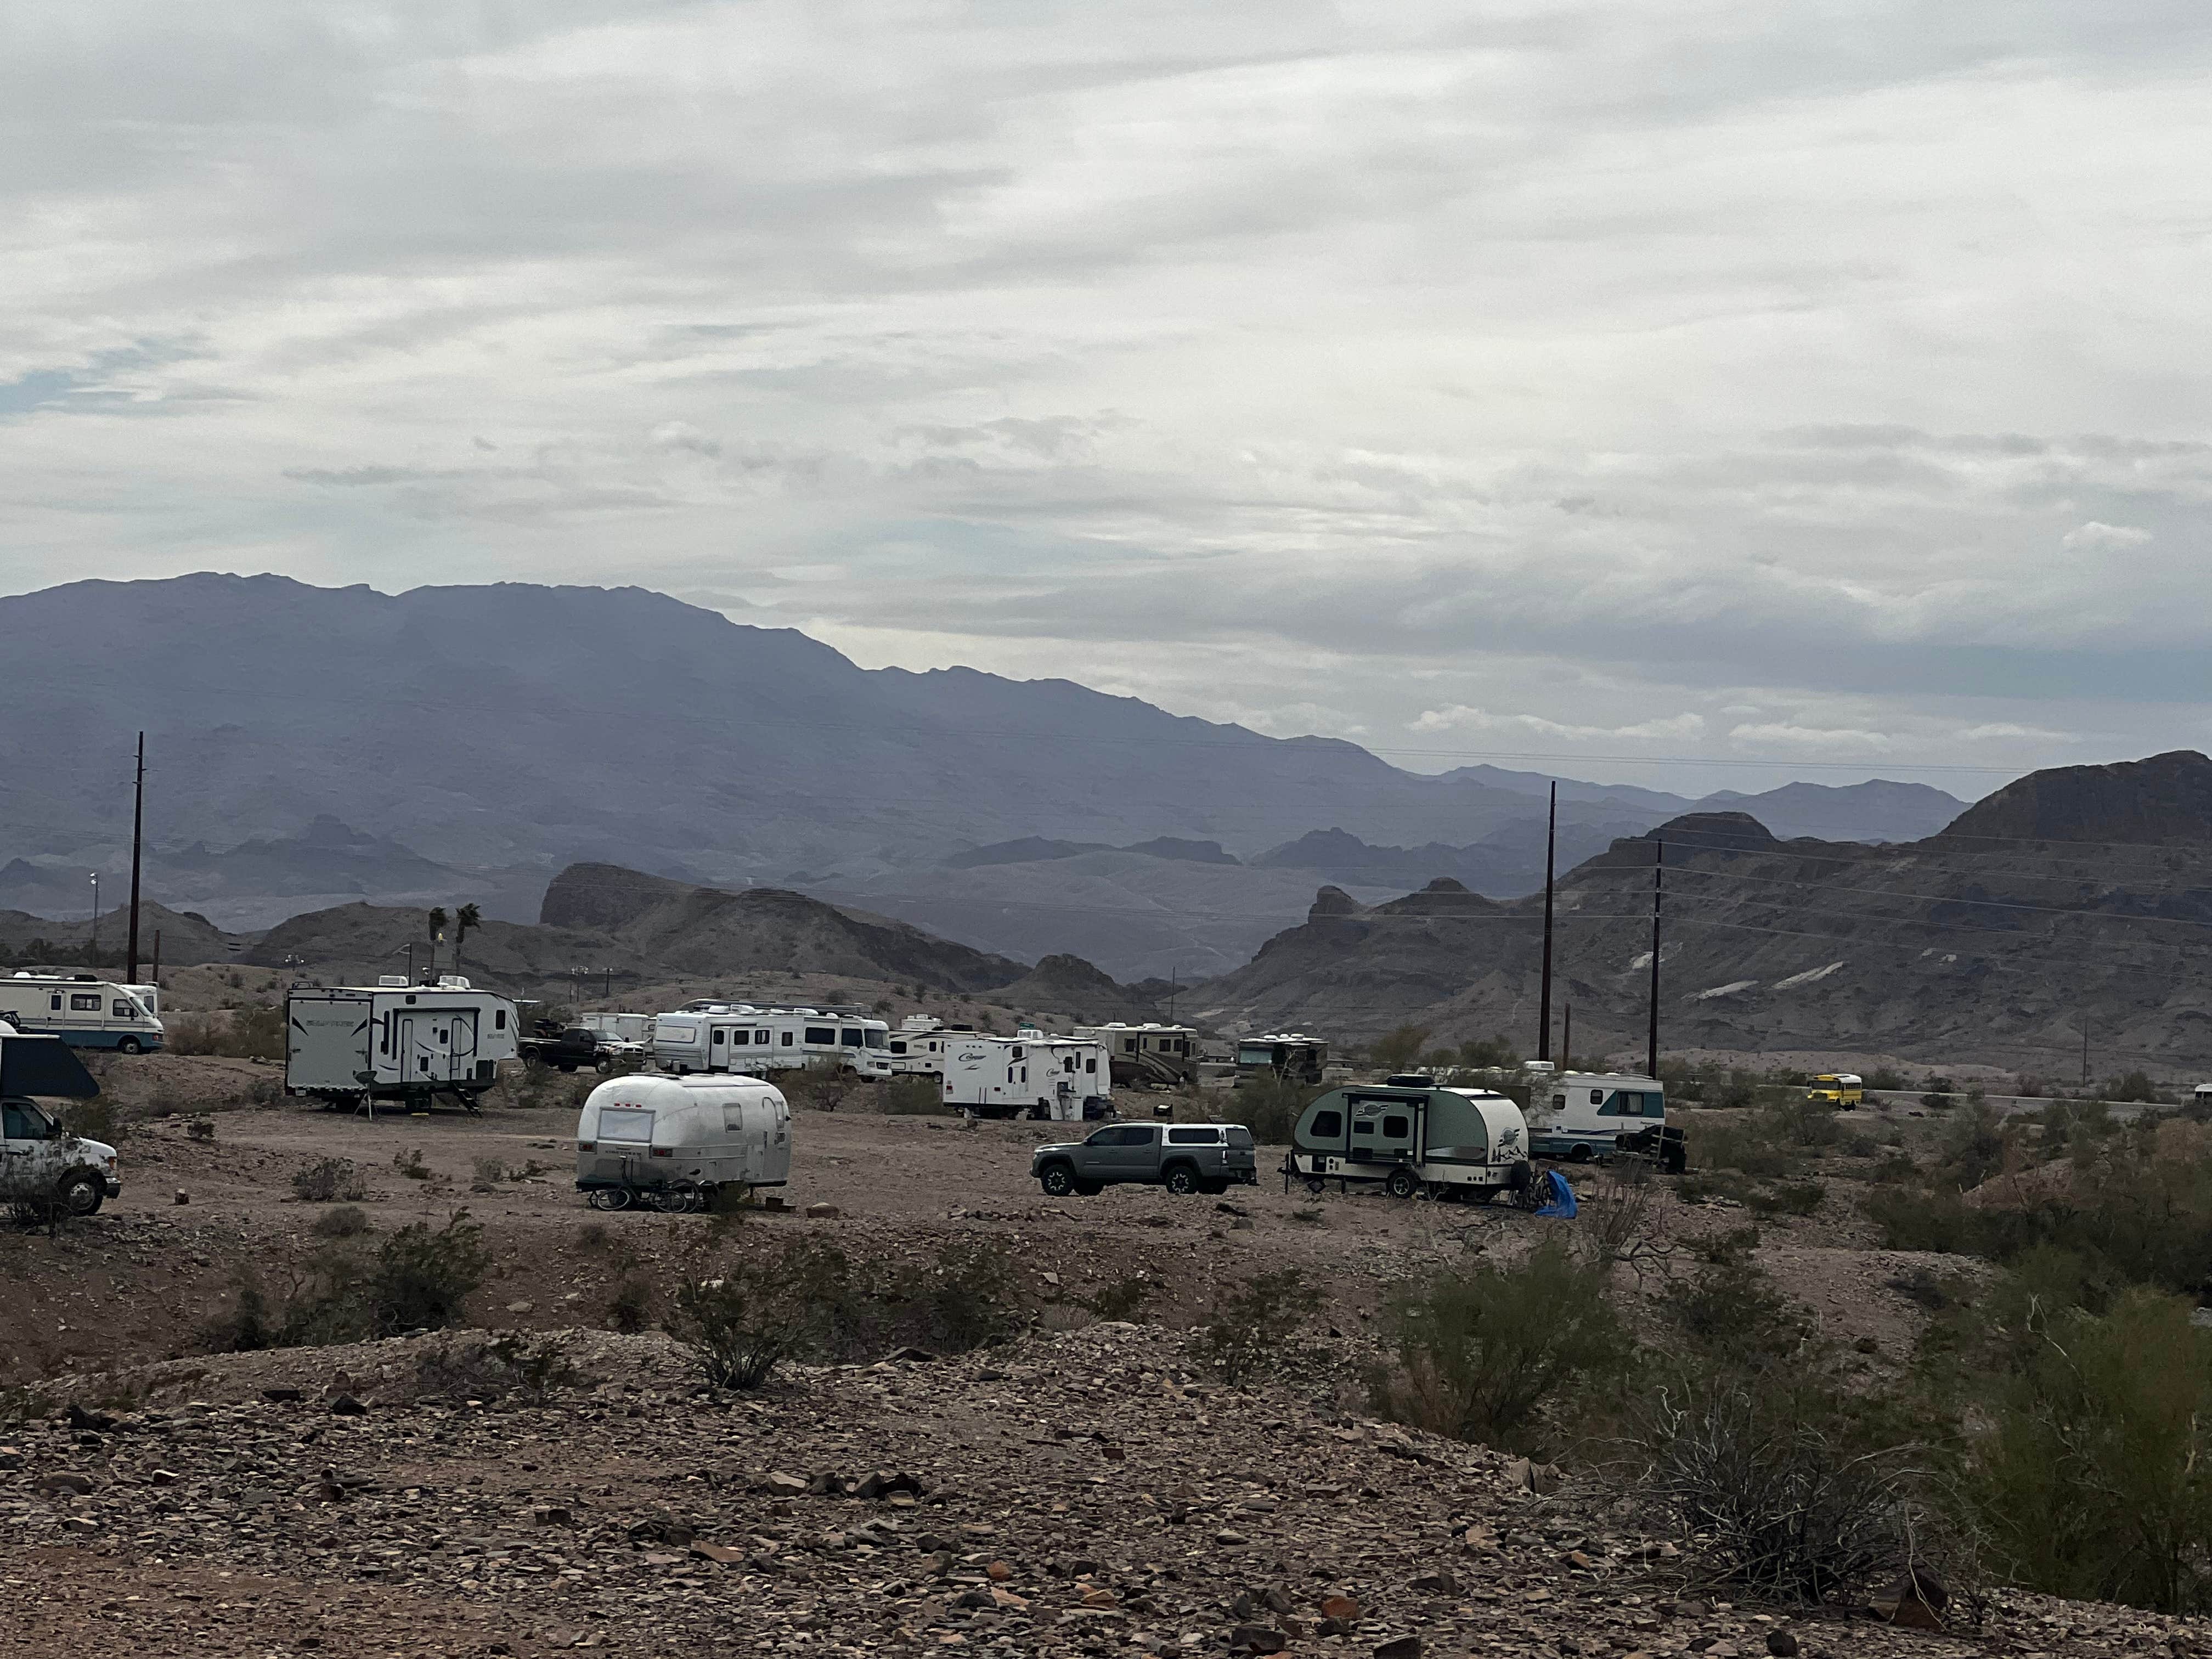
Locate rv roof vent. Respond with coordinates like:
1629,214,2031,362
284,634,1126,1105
1385,1074,1434,1088
437,975,473,990
72,973,98,982
1524,1060,1556,1075
378,975,408,987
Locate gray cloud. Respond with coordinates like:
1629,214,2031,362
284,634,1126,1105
3,2,2211,794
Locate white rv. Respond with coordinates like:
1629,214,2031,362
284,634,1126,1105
285,977,520,1114
1073,1022,1199,1086
574,1074,791,1211
651,1003,891,1079
0,973,164,1053
898,1026,1112,1120
1530,1070,1675,1165
1289,1079,1531,1200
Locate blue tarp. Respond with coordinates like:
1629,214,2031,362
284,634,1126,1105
1532,1169,1578,1218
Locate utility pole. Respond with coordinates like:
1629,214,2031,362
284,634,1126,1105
1537,781,1556,1062
127,732,145,983
88,871,100,964
1646,838,1664,1084
1167,968,1180,1025
1561,1002,1572,1071
2081,1019,2090,1091
152,928,162,988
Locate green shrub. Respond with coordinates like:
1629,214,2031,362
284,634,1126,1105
900,1238,1023,1352
1662,1234,1812,1366
292,1157,366,1203
1968,1290,2212,1612
60,1097,124,1142
1372,1239,1626,1454
879,1074,949,1115
312,1204,371,1238
1747,1180,1825,1217
200,1277,278,1353
1196,1268,1306,1385
1223,1073,1323,1144
667,1265,806,1390
364,1211,489,1334
605,1274,654,1333
1368,1025,1430,1074
392,1147,431,1180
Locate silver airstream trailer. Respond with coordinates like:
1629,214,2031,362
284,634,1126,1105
1288,1080,1531,1200
574,1074,791,1211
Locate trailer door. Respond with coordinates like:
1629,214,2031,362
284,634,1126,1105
446,1010,479,1082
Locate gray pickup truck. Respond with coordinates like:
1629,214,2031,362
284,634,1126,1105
1032,1122,1258,1197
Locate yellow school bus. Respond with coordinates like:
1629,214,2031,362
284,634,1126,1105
1807,1073,1864,1109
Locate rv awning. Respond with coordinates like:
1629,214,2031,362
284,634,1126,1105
0,1035,101,1098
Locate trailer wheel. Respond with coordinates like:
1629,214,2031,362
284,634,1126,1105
1384,1167,1418,1200
116,1036,143,1056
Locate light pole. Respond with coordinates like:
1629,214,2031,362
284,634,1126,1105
88,872,100,964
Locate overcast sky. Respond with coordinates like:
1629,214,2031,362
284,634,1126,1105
5,1,2209,796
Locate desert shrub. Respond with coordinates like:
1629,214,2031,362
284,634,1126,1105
365,1211,489,1334
899,1237,1024,1352
413,1333,583,1404
1373,1239,1627,1454
1632,1380,1951,1604
1196,1267,1306,1385
1967,1290,2212,1611
1457,1033,1519,1069
199,1276,279,1353
878,1074,949,1115
471,1155,505,1189
1662,1233,1814,1366
312,1204,371,1238
392,1147,431,1180
1695,1118,1794,1179
60,1097,124,1142
1581,1161,1672,1283
605,1273,654,1333
667,1264,809,1390
1864,1066,1909,1093
166,1005,284,1061
1367,1025,1430,1074
2101,1070,2166,1105
778,1062,863,1112
577,1222,611,1249
1223,1073,1324,1144
1076,1273,1154,1322
291,1157,366,1203
1864,1186,1985,1255
1747,1180,1825,1218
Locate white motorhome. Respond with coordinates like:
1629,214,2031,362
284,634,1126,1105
574,1073,791,1210
651,1003,891,1079
285,977,520,1114
1074,1022,1199,1086
578,1011,654,1046
1530,1070,1676,1166
0,973,163,1053
901,1027,1111,1120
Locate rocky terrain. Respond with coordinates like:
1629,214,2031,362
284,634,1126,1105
1195,754,2212,1075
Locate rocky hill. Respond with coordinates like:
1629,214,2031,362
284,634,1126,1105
1196,754,2212,1075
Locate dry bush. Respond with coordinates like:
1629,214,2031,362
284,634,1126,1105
312,1204,372,1238
291,1157,365,1203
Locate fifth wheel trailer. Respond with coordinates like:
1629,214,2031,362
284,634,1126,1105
286,978,520,1114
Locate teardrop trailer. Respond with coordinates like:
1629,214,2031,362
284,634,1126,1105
574,1073,791,1212
1286,1080,1534,1201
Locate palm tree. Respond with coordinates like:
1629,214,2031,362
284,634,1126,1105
426,907,448,980
453,903,481,981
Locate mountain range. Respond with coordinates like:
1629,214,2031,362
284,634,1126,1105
1193,752,2212,1074
0,574,1965,975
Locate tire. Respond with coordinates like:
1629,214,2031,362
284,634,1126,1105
1163,1164,1200,1195
1040,1164,1076,1198
1569,1144,1595,1164
116,1037,143,1056
595,1058,614,1075
1384,1166,1418,1200
58,1171,103,1217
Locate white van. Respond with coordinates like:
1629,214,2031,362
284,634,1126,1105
574,1073,791,1211
0,1030,119,1215
1531,1071,1671,1163
0,973,164,1053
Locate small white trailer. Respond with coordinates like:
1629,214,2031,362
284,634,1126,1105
930,1031,1113,1121
1289,1080,1532,1200
285,977,520,1115
651,1003,891,1079
574,1073,791,1211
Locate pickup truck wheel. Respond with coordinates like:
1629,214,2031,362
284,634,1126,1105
116,1036,143,1056
595,1058,614,1075
1039,1164,1076,1198
58,1171,104,1217
1163,1164,1199,1196
1384,1167,1418,1200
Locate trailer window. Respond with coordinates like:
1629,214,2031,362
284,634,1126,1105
1589,1089,1605,1105
494,1009,507,1030
712,1028,727,1047
1310,1110,1342,1139
597,1108,654,1142
755,1030,771,1044
70,993,100,1012
806,1026,834,1045
781,1031,794,1047
1383,1116,1410,1138
1352,1118,1374,1137
1085,1058,1096,1073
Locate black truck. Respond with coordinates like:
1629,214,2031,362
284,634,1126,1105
518,1022,628,1074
